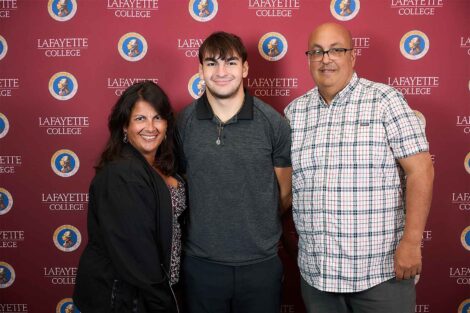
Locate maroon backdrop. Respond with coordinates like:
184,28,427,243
1,1,469,312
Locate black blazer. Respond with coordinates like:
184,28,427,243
73,144,176,313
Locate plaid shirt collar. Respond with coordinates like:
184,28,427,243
317,72,359,107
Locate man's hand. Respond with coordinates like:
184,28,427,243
394,239,422,280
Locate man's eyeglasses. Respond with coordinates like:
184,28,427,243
305,48,353,62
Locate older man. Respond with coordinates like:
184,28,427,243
285,23,434,313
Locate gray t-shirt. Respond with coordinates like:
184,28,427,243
178,92,291,265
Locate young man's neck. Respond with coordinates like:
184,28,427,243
206,88,245,123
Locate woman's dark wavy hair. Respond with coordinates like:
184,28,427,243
96,81,179,176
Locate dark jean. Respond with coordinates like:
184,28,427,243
182,255,283,313
301,276,415,313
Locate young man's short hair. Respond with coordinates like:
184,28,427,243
198,31,248,64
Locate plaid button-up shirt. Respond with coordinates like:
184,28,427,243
285,73,429,293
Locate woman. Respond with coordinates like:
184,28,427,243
73,81,185,313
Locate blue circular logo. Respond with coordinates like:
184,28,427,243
0,262,15,288
465,152,470,175
56,298,80,313
458,299,470,313
188,73,205,99
51,149,80,177
118,32,148,62
48,0,77,22
330,0,360,21
0,113,9,139
0,35,8,60
400,30,429,60
189,0,218,22
461,226,470,251
258,32,288,61
53,225,81,252
0,188,13,216
49,72,78,101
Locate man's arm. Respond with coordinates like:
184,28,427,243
274,166,292,215
394,151,434,280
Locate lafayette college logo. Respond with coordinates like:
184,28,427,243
0,35,8,60
49,72,78,101
56,298,80,313
400,30,430,60
188,73,205,99
53,225,81,252
330,0,360,21
258,32,288,61
0,261,15,288
48,0,77,22
0,187,13,215
0,112,9,138
118,32,148,62
51,149,80,177
188,0,218,22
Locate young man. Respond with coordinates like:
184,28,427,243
178,31,292,313
285,23,434,313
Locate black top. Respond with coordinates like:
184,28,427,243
73,144,176,313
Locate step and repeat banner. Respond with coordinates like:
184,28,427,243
1,0,469,312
